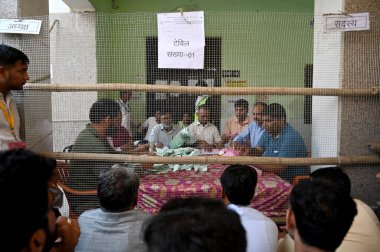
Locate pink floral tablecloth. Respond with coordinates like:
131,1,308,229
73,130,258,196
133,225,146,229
137,164,292,219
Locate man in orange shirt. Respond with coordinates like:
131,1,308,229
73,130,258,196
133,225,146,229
221,99,252,145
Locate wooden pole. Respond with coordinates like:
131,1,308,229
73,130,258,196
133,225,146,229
40,152,380,166
24,84,379,97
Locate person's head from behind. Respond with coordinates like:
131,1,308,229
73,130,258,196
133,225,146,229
98,166,140,212
196,105,210,125
89,99,122,137
261,103,286,135
0,44,30,91
144,197,246,252
311,167,351,196
252,102,267,126
234,99,249,122
220,165,257,206
287,181,357,251
0,149,57,252
120,90,132,102
160,196,226,213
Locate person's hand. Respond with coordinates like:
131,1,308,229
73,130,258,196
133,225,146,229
221,134,231,142
155,143,164,148
234,143,251,156
215,142,225,149
120,143,133,152
135,143,149,152
197,141,213,152
231,141,241,150
51,217,80,252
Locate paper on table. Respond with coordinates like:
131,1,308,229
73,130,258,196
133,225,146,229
199,149,221,155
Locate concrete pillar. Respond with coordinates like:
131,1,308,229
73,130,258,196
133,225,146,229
312,0,344,169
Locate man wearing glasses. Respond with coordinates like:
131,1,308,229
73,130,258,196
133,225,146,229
0,149,79,252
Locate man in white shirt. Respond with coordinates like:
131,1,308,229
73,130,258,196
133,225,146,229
149,110,180,148
0,44,29,151
220,164,278,252
138,109,161,141
116,90,134,132
188,105,223,151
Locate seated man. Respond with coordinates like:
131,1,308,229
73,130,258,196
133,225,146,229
0,149,79,252
187,105,223,150
221,99,252,144
76,165,151,252
232,101,267,150
239,103,307,181
221,165,278,252
70,99,146,191
144,197,247,252
149,110,180,148
178,111,192,129
279,167,380,252
138,109,161,142
287,181,357,252
109,125,133,151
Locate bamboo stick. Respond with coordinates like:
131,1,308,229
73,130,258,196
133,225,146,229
24,84,379,97
40,152,380,166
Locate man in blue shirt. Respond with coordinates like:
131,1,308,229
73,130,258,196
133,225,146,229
232,102,267,152
246,103,308,181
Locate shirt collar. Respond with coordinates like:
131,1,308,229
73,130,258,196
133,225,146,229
159,124,173,131
195,121,210,127
227,204,243,215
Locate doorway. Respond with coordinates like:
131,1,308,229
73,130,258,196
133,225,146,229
146,37,222,129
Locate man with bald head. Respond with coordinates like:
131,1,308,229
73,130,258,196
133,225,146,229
187,105,223,151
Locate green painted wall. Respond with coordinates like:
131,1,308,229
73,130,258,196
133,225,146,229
91,1,314,121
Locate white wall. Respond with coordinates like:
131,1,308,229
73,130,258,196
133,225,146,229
49,0,71,13
312,0,344,170
49,13,97,151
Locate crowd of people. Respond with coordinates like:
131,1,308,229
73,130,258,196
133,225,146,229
1,44,379,252
2,149,380,252
0,44,307,181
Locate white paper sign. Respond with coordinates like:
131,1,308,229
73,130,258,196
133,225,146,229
157,11,205,69
323,12,370,33
0,19,42,34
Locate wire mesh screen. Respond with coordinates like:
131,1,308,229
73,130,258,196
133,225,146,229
0,12,379,219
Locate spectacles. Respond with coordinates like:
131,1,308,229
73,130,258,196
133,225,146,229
48,187,63,209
